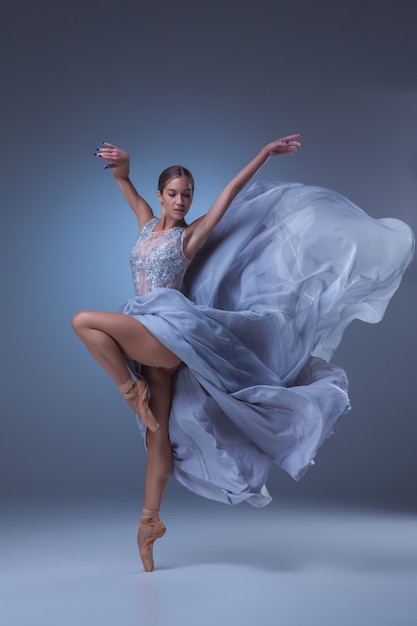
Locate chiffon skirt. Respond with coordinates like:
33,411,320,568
121,181,414,507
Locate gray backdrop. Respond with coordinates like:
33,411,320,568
1,0,416,510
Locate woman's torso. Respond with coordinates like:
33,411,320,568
130,218,191,295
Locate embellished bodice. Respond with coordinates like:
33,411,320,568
130,218,191,295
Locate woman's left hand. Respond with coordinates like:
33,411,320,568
267,134,302,156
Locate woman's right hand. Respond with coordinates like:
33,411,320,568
94,142,130,177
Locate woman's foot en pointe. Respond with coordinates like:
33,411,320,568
138,509,166,572
118,379,160,432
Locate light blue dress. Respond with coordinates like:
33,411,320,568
121,181,414,507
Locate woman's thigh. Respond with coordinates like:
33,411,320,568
73,310,181,369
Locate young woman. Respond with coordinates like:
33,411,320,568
72,135,413,572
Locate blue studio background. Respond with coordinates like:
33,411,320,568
1,0,416,510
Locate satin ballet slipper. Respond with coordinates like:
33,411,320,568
118,379,160,432
138,509,166,572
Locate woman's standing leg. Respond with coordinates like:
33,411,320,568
141,365,175,511
137,365,176,571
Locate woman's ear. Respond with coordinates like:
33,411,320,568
157,190,162,204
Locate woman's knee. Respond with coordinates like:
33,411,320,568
71,310,94,333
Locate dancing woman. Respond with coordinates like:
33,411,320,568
72,134,302,570
72,134,413,571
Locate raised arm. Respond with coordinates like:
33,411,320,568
184,134,301,260
94,142,154,229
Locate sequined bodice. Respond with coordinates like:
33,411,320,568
130,218,191,295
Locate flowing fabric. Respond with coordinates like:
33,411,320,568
121,180,414,507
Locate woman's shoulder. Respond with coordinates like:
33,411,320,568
140,217,159,233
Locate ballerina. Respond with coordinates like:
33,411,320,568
72,134,302,570
72,133,413,571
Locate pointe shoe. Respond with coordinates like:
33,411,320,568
118,379,160,432
138,509,166,572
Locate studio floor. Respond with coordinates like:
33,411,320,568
2,493,417,626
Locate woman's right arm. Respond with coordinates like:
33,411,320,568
95,142,154,229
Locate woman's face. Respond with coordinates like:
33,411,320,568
158,176,193,220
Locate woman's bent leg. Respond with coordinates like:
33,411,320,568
71,310,181,382
71,310,181,431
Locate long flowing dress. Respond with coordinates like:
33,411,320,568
121,180,414,507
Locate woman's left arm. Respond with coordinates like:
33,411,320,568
184,134,301,260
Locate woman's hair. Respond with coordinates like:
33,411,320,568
158,165,194,193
